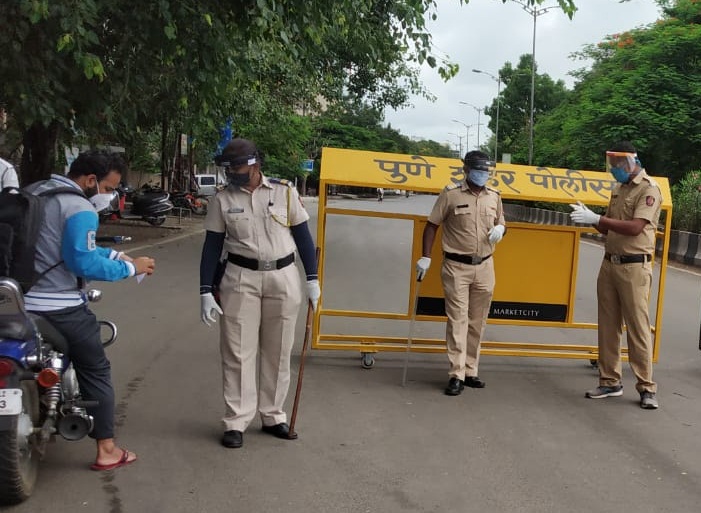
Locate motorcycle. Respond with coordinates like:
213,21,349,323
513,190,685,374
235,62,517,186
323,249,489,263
101,185,173,226
0,274,118,505
170,191,208,215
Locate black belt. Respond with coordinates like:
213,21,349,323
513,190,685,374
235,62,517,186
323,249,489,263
227,252,295,271
604,253,651,264
444,252,492,265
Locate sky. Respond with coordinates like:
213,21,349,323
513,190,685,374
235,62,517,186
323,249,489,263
383,0,663,152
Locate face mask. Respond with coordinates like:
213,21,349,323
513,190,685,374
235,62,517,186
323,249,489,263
227,171,251,186
610,166,630,184
89,183,115,212
468,169,490,187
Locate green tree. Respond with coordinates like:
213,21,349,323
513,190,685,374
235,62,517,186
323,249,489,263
535,0,701,181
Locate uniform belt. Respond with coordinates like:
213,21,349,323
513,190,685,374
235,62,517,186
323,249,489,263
604,253,651,264
227,252,295,271
444,252,491,265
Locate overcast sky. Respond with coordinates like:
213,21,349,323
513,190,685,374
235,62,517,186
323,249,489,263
384,0,662,151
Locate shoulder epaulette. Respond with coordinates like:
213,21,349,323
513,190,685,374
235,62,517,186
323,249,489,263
485,186,501,195
445,183,460,191
269,177,293,187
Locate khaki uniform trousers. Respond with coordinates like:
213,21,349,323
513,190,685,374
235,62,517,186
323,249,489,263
218,262,302,431
597,259,656,393
441,258,495,380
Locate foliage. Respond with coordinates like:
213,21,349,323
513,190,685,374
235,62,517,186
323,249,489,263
482,55,570,164
534,0,701,182
670,170,701,231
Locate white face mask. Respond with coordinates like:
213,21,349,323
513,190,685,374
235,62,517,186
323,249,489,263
89,183,116,213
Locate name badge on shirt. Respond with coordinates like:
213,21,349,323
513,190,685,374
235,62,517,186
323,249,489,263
227,207,244,213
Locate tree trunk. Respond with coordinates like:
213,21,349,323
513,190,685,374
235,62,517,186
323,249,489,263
20,121,60,186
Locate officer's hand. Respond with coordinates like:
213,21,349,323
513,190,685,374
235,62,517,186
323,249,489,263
200,292,223,326
306,279,320,311
488,224,505,244
569,201,601,225
416,257,431,282
133,257,155,275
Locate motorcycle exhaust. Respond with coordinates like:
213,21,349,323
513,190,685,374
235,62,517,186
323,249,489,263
57,411,94,441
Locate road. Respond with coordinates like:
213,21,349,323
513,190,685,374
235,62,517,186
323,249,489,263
6,194,701,513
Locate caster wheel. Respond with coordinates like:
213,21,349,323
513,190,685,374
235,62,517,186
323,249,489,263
590,359,598,368
361,353,375,369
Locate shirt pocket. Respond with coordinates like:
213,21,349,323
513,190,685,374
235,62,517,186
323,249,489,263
268,206,289,227
453,205,473,228
480,204,498,225
226,214,251,241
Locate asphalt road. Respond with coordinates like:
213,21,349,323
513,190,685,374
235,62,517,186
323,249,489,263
6,194,701,513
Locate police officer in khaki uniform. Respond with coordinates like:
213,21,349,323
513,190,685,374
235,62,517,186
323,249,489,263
416,151,506,396
570,141,661,410
199,138,320,448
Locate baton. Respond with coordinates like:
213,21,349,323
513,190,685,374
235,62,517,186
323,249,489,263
401,277,422,387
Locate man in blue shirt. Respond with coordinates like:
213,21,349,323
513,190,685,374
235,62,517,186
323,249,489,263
25,151,156,470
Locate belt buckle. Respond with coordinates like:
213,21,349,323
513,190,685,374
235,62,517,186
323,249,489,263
472,255,483,265
259,260,274,271
611,254,621,264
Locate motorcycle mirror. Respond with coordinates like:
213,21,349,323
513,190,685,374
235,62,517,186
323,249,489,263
87,289,102,302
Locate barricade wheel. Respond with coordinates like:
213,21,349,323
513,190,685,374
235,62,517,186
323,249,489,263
360,353,375,369
589,359,598,368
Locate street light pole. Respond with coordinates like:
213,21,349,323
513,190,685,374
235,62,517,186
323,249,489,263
451,119,471,154
472,69,501,162
512,0,558,166
447,132,464,157
459,102,485,149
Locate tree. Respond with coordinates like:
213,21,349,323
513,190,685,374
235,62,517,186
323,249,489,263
535,0,701,181
483,55,569,164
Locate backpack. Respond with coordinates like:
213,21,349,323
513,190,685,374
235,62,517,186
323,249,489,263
0,185,85,292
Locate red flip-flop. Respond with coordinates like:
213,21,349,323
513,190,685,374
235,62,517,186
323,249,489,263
90,449,137,471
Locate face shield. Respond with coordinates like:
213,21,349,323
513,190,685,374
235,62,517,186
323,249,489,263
606,151,637,184
214,154,258,186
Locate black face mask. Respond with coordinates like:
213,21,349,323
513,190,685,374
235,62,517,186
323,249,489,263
227,171,250,186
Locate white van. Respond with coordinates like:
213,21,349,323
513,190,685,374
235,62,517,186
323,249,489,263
194,174,220,196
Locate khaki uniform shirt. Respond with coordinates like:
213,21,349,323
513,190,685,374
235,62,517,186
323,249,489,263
604,169,661,255
204,175,309,260
428,182,505,256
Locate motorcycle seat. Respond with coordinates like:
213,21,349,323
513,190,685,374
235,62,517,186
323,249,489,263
29,315,70,355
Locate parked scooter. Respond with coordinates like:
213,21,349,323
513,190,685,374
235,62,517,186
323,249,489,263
101,185,173,226
170,191,208,215
0,278,118,505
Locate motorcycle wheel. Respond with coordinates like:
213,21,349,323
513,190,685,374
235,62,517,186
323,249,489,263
0,381,40,505
145,216,166,226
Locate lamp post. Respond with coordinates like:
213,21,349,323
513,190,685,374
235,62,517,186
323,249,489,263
459,102,485,150
447,132,464,157
451,119,472,153
472,69,501,162
512,0,558,165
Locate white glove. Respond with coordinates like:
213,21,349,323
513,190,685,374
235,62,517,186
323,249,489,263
416,257,431,281
569,201,601,225
306,279,320,311
488,224,505,244
200,292,223,326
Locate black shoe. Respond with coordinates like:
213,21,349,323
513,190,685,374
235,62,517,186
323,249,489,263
464,376,486,388
444,377,464,396
221,430,243,448
262,422,298,440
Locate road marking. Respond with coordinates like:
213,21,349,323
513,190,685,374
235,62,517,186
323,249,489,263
126,228,206,253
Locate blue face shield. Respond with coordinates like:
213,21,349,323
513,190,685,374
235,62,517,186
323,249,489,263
468,169,491,187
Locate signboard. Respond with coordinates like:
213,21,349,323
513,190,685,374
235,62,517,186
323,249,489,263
302,159,314,173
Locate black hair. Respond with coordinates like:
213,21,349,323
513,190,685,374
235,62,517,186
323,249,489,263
608,141,636,153
67,150,126,180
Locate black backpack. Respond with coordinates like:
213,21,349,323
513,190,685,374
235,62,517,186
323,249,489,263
0,185,85,292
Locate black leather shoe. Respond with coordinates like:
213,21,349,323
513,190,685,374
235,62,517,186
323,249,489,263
444,377,464,396
262,422,298,440
221,430,243,448
464,376,486,388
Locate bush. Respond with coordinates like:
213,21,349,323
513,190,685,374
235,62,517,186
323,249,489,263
671,170,701,232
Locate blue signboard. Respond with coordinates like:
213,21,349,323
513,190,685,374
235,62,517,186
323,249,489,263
302,159,314,172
